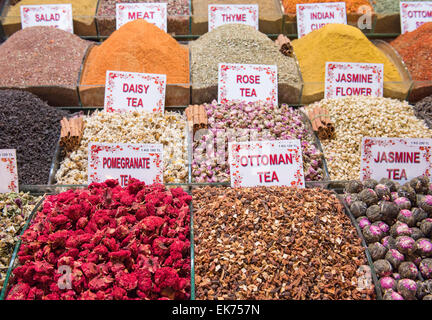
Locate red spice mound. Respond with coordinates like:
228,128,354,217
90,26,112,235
391,22,432,81
6,179,191,300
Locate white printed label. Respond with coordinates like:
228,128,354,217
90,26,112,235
228,140,305,188
20,4,73,33
0,149,18,193
208,4,259,31
116,3,167,31
400,1,432,34
104,70,166,113
325,62,383,98
88,143,163,187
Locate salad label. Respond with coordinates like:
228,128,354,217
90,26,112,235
228,140,305,188
20,4,73,33
104,70,166,113
218,63,278,106
325,62,383,98
400,1,432,34
360,138,432,181
116,3,167,31
0,149,18,193
88,143,163,187
296,2,347,38
208,4,259,31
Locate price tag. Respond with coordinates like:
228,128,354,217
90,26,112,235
116,3,167,31
0,149,18,193
228,140,305,188
208,4,259,31
400,1,432,34
20,4,73,33
360,138,432,182
296,2,347,38
88,143,163,187
325,62,383,98
218,63,278,106
104,70,166,113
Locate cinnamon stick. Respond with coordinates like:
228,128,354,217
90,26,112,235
275,34,294,57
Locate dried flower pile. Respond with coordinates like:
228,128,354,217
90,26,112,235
0,193,41,291
55,111,187,184
6,179,191,300
344,177,432,300
191,101,324,183
193,186,374,300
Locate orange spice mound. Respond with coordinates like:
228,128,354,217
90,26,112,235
81,20,189,85
282,0,371,14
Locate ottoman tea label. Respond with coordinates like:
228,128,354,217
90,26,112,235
0,149,18,193
20,4,73,33
400,1,432,34
116,3,167,31
208,4,259,31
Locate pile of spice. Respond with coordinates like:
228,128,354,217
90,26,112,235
190,24,302,104
343,177,432,300
304,96,432,180
192,100,324,183
81,20,189,86
414,94,432,128
292,24,403,103
55,110,187,184
0,26,91,88
6,180,191,300
371,0,429,13
0,192,41,291
282,0,371,14
0,90,68,185
193,186,375,300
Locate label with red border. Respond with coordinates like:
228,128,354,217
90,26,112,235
20,4,73,33
208,4,259,31
116,3,167,31
400,1,432,34
360,138,432,182
0,149,18,193
228,140,305,188
88,143,163,187
296,2,346,38
218,63,278,106
104,70,166,113
325,62,383,98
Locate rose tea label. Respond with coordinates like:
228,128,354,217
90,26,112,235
228,140,305,188
104,70,166,113
400,1,432,34
20,4,73,33
0,149,18,193
296,2,347,38
218,63,278,106
360,138,432,182
116,3,167,31
325,62,383,98
88,143,163,187
208,4,259,31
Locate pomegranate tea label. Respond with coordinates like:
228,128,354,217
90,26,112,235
104,70,166,113
400,1,432,34
0,149,18,193
20,4,73,33
208,4,259,31
296,2,347,38
325,62,383,98
228,140,305,188
88,143,163,187
116,3,167,31
360,138,432,182
218,63,278,106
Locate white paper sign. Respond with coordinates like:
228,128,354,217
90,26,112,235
88,143,163,187
296,2,347,38
325,62,383,98
218,63,278,106
208,4,259,31
116,3,167,31
400,1,432,34
0,149,18,193
20,4,73,33
228,140,305,188
104,70,166,113
360,138,432,182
